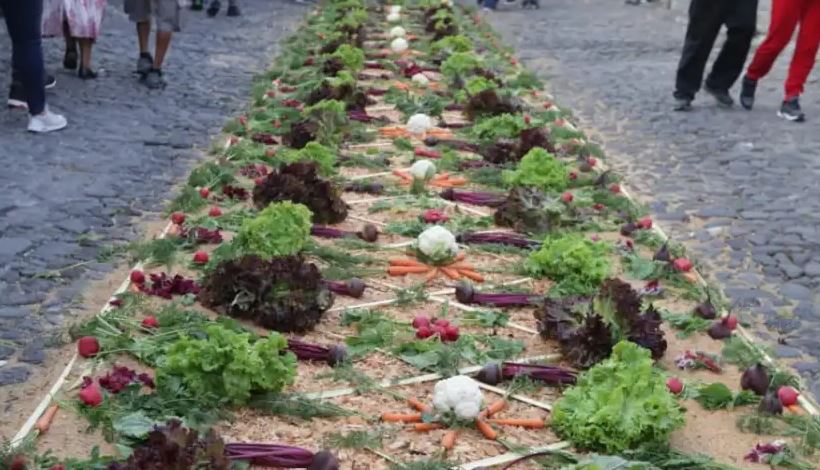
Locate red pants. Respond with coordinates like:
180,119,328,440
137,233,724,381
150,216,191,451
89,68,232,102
746,0,820,99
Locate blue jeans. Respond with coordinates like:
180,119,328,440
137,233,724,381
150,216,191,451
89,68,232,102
483,0,498,8
1,0,45,115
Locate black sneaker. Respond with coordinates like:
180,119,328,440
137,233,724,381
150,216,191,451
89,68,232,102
8,84,27,110
673,97,692,112
44,74,57,90
778,97,805,122
207,0,221,16
226,4,240,16
191,0,204,10
144,68,167,89
740,76,756,110
137,53,153,77
704,84,734,108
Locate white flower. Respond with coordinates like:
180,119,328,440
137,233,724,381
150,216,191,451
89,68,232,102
389,5,402,14
406,113,432,134
418,225,458,259
387,12,401,23
389,26,406,38
433,376,483,419
411,73,429,86
390,37,408,52
409,160,436,179
441,0,453,6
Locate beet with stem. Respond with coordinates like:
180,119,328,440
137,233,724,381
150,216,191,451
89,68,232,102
475,362,577,386
286,338,348,367
455,282,541,307
741,363,770,396
324,278,366,298
440,188,507,207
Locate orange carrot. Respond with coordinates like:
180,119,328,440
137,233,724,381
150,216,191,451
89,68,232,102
453,252,466,262
475,420,498,440
444,177,467,186
448,262,475,270
412,423,444,432
787,404,805,415
488,418,545,428
407,397,432,413
441,430,458,450
392,170,412,180
459,269,485,283
440,267,461,280
432,172,450,179
479,400,507,418
35,405,59,434
389,266,432,276
389,258,424,267
393,82,411,91
381,413,423,423
424,268,440,283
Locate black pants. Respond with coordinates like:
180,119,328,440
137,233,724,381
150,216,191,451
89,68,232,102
674,0,758,100
1,0,45,115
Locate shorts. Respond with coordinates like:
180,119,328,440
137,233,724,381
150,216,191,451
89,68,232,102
124,0,180,32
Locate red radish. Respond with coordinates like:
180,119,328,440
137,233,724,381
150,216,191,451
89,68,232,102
228,136,239,145
434,318,450,328
208,206,222,217
777,386,799,406
199,187,210,198
50,466,66,470
130,270,146,285
170,212,185,225
609,183,621,194
265,148,277,158
723,314,738,330
416,326,434,339
587,157,597,167
637,217,653,229
554,119,565,127
11,455,26,470
141,316,160,329
561,192,573,203
274,120,282,128
593,203,605,211
568,171,578,180
543,101,553,110
78,383,103,407
255,177,266,186
239,116,248,126
443,325,460,342
523,115,531,124
666,377,683,395
193,251,209,265
412,315,431,329
625,239,634,250
77,336,100,358
672,258,693,272
266,90,276,98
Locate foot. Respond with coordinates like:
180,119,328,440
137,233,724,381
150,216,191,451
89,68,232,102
137,53,153,76
740,76,756,110
207,0,221,16
64,49,78,70
226,4,240,16
778,97,805,122
78,68,98,80
673,97,692,112
144,68,167,89
28,107,68,133
44,74,57,90
704,84,734,108
191,0,203,10
8,84,27,110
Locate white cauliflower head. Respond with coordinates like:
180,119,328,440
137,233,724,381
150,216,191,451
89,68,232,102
418,225,458,259
389,5,402,14
433,376,483,419
387,12,401,23
390,37,408,52
411,73,429,86
390,26,406,38
409,159,436,179
406,113,432,134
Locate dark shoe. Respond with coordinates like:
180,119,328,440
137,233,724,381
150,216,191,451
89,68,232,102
78,68,97,80
207,0,221,16
64,49,78,70
226,4,240,16
8,84,27,110
704,84,734,108
44,74,57,89
740,76,756,110
144,68,167,89
673,97,692,112
137,53,153,76
191,0,204,10
778,97,805,122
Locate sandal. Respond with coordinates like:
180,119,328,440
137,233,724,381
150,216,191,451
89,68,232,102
64,49,78,70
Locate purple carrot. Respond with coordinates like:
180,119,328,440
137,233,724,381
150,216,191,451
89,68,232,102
457,231,541,249
444,103,465,111
366,88,388,96
226,444,340,469
439,188,506,207
458,160,492,170
311,224,378,242
286,338,348,367
423,136,479,153
440,122,468,129
344,182,384,195
364,61,386,70
455,283,541,307
324,278,366,298
348,110,375,123
475,362,577,386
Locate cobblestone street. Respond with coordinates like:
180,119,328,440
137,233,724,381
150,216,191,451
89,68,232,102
486,0,820,397
0,0,308,384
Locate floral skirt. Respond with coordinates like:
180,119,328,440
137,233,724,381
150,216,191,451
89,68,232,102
42,0,107,39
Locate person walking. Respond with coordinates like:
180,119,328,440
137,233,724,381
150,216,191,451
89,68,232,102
739,0,820,122
1,0,67,132
42,0,108,79
673,0,759,111
124,0,180,89
205,0,241,17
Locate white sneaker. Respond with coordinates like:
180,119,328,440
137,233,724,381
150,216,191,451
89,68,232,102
27,108,67,133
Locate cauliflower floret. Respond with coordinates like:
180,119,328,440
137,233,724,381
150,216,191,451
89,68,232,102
411,73,429,86
389,5,402,14
406,113,432,134
409,159,436,179
390,26,406,38
387,12,401,23
390,37,408,52
433,376,483,419
417,225,458,259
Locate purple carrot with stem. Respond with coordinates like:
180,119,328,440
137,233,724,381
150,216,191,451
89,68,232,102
457,231,541,249
455,282,542,307
439,188,506,207
286,338,348,367
475,362,577,386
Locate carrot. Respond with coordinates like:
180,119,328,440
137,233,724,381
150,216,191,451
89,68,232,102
381,413,423,423
407,397,432,413
441,430,458,450
424,268,440,283
475,419,497,440
440,267,461,280
432,172,450,179
392,170,412,180
443,177,467,186
459,269,485,283
393,82,411,91
488,418,545,428
389,258,425,267
389,266,432,276
479,400,507,418
412,423,444,432
453,252,466,262
787,404,805,415
447,262,474,270
35,405,59,434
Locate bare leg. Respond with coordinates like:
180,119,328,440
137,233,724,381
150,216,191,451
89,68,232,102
79,38,92,68
153,31,172,69
136,21,150,54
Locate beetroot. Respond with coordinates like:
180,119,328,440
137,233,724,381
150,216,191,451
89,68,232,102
609,183,621,194
672,258,693,272
171,212,186,225
666,377,683,395
636,217,653,229
569,171,578,180
358,224,379,242
434,319,450,328
130,270,146,285
707,321,732,340
561,192,573,203
760,392,783,415
741,363,770,396
416,326,434,339
422,209,449,223
412,315,431,329
777,386,799,406
443,325,460,342
324,278,366,298
78,382,103,407
138,273,201,299
199,187,210,198
141,316,160,329
78,336,100,358
193,251,209,265
208,206,223,217
723,314,738,330
694,301,716,319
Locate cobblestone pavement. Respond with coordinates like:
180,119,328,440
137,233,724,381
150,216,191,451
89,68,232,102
486,1,820,397
0,0,308,385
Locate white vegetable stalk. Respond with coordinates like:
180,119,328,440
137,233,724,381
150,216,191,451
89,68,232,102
390,37,408,52
433,376,483,419
411,73,429,86
387,12,401,23
389,26,406,38
406,113,433,134
418,226,459,260
409,159,436,180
